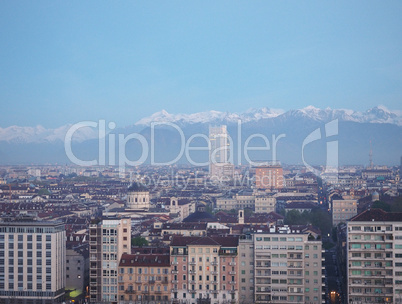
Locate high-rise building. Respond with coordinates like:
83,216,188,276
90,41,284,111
253,226,324,304
255,164,284,190
238,235,254,304
347,209,402,304
0,217,66,303
89,218,131,303
170,235,239,304
209,125,232,178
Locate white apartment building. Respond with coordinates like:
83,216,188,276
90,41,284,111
89,218,131,303
347,209,402,304
253,226,325,304
0,217,66,303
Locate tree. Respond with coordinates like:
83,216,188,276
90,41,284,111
372,200,391,212
37,188,50,196
309,208,332,236
132,237,148,247
391,197,402,212
285,210,308,225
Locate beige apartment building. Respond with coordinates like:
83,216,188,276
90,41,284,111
332,199,358,226
89,218,131,303
117,252,171,303
216,197,237,211
170,235,239,304
0,217,66,303
253,226,325,304
255,196,276,213
347,209,402,304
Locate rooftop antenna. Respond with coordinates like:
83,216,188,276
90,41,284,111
369,140,373,169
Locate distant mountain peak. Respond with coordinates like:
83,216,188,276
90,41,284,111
0,105,401,144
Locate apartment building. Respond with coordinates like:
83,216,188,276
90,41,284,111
347,209,402,304
235,194,255,210
238,235,255,304
89,218,131,303
216,197,237,211
0,217,66,303
332,199,358,226
255,165,284,190
253,226,324,304
170,235,239,304
117,252,171,304
255,196,276,213
66,245,89,299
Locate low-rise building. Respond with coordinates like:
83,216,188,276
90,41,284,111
332,199,358,226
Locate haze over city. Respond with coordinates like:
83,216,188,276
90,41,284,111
1,2,402,304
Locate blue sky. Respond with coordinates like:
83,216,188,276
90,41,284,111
1,1,402,128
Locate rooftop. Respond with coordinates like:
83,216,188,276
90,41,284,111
350,208,402,222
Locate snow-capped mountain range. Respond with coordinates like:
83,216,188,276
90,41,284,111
1,105,401,143
0,124,99,143
135,105,402,126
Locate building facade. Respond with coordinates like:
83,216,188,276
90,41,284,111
253,227,324,304
209,125,231,178
347,209,402,303
332,199,358,226
0,218,66,303
238,236,254,304
255,196,276,213
89,218,131,303
170,236,239,304
255,165,284,190
118,252,171,304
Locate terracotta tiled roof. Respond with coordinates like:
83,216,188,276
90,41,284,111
350,208,402,222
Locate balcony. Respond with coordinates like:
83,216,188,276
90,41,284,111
210,271,218,275
171,288,178,293
211,261,218,265
229,271,236,275
229,281,236,285
171,270,179,274
171,280,178,284
189,270,197,274
125,289,136,294
148,280,155,284
210,290,219,294
171,261,179,265
189,261,196,265
229,262,236,266
189,290,197,294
